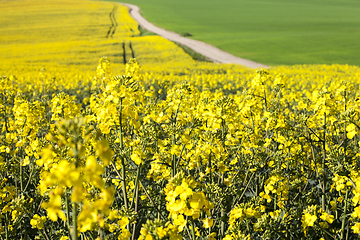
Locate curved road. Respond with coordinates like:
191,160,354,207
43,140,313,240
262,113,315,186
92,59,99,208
121,3,269,69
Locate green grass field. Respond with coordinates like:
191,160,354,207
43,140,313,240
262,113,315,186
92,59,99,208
106,0,360,66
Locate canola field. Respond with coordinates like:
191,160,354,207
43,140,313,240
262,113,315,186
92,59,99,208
1,0,360,239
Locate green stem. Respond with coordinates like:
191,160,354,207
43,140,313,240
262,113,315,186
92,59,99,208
130,163,141,209
221,209,225,238
23,165,34,193
340,188,349,240
230,172,255,212
121,156,128,209
171,103,181,178
220,118,227,238
118,98,128,209
184,224,192,239
118,98,124,151
73,203,78,240
139,181,166,221
190,218,196,240
38,229,48,240
209,154,212,184
65,189,72,240
131,184,139,240
19,145,25,194
263,88,268,111
5,214,9,240
20,161,23,193
172,134,176,178
274,196,277,211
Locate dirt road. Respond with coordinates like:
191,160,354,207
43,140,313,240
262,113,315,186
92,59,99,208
121,3,269,69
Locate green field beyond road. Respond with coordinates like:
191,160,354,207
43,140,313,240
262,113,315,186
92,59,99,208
106,0,360,66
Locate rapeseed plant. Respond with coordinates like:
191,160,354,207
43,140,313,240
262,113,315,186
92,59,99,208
1,55,360,239
2,0,360,239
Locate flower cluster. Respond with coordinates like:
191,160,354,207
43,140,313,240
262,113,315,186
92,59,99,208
164,172,213,231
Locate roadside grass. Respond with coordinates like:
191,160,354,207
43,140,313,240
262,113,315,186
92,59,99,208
108,0,360,66
174,42,212,62
138,25,157,36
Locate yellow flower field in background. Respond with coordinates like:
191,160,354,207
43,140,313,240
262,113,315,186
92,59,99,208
1,0,360,239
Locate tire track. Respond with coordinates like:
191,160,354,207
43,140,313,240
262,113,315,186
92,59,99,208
106,5,118,38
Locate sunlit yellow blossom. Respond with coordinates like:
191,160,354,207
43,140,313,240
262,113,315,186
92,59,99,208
302,213,317,228
30,214,47,229
41,194,66,222
202,218,214,228
346,123,357,139
352,222,360,234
